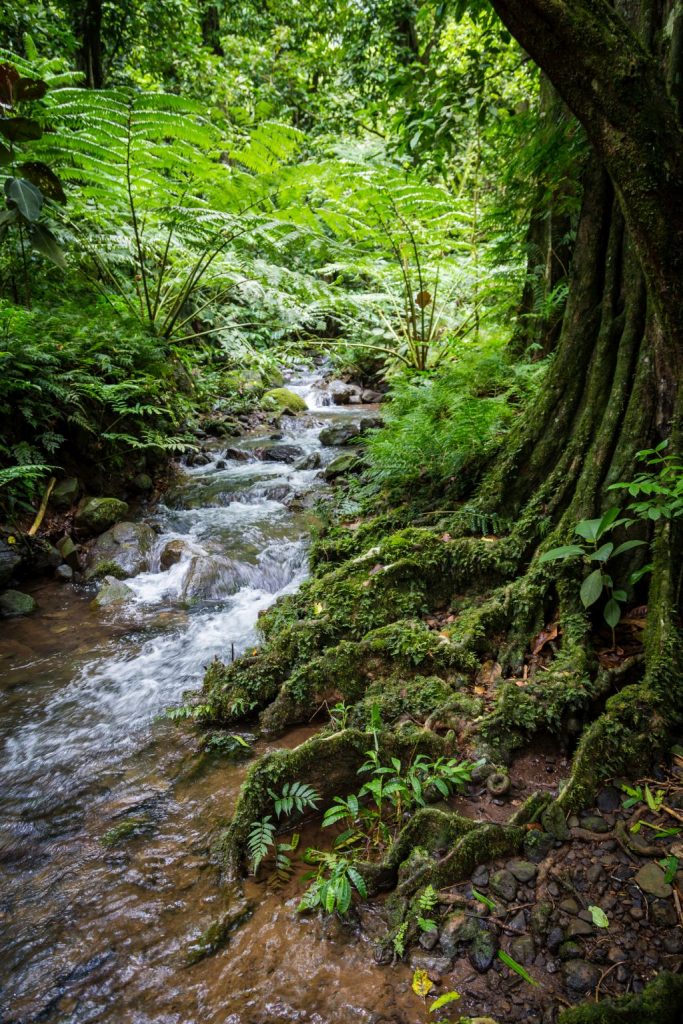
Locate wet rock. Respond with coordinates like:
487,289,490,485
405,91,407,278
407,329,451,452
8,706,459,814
547,926,564,952
328,382,358,406
180,555,241,602
295,452,322,471
559,897,579,915
508,909,527,933
439,913,482,955
650,898,677,927
419,928,439,951
541,803,570,841
566,918,594,938
490,869,517,902
257,445,304,464
506,859,538,884
361,389,383,403
319,423,360,446
55,564,74,582
359,415,384,432
472,865,490,887
530,901,553,939
559,940,583,960
562,959,601,994
579,814,609,833
409,952,452,975
160,538,189,570
663,932,683,953
0,539,22,587
75,497,129,535
634,862,672,898
132,472,153,493
85,522,155,580
524,830,555,862
510,936,535,966
0,589,36,617
91,576,134,609
468,929,498,972
324,453,361,480
56,535,80,570
597,786,622,813
487,771,511,797
51,476,81,509
261,388,307,414
225,447,251,462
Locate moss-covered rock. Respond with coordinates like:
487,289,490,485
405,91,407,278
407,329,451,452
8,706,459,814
91,576,134,609
75,497,129,535
85,521,155,580
261,388,307,414
51,476,80,509
0,589,36,617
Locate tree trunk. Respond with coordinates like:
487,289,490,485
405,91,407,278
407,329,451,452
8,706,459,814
77,0,104,89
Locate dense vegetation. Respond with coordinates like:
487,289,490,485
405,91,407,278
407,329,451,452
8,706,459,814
3,1,683,1021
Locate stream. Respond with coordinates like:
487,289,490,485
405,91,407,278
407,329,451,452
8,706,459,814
0,369,420,1024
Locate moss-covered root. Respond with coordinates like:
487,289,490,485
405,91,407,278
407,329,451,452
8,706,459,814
558,971,683,1024
217,727,446,878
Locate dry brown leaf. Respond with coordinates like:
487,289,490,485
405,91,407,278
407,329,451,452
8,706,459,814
532,622,559,656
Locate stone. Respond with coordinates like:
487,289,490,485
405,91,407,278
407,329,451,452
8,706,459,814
566,918,594,938
91,577,134,609
409,952,452,975
579,815,610,833
468,929,498,972
56,535,80,570
506,859,538,883
225,447,251,462
55,564,73,582
295,452,322,471
257,445,304,464
319,423,361,446
634,862,672,898
439,913,482,955
85,522,155,580
180,555,242,602
0,539,22,587
361,389,383,403
328,382,357,406
132,472,153,493
562,959,601,994
359,415,384,432
323,453,361,481
51,476,80,509
523,830,555,862
586,863,604,883
75,497,129,535
261,388,307,414
490,869,518,902
650,898,677,927
529,901,553,939
472,865,489,887
418,928,439,951
559,941,582,960
160,538,189,570
0,589,36,617
547,927,564,952
596,786,622,813
510,936,535,966
508,909,527,933
541,803,570,841
559,897,579,915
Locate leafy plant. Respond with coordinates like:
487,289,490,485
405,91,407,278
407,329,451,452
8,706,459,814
247,816,277,873
610,440,683,521
540,507,646,640
659,854,679,884
268,781,320,818
416,884,439,933
298,850,368,914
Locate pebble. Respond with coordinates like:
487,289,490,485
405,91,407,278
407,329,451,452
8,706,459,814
616,965,630,984
580,815,610,833
468,929,498,972
546,959,560,974
510,936,535,965
562,959,601,994
409,952,452,975
629,906,644,921
597,786,622,813
650,898,677,927
472,865,489,887
607,945,625,963
586,863,604,883
635,863,672,898
490,869,518,902
547,926,564,952
508,909,527,933
506,859,538,883
566,918,594,938
559,940,582,960
559,897,579,915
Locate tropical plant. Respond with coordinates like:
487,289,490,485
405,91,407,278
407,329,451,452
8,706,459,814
297,850,368,914
609,440,683,522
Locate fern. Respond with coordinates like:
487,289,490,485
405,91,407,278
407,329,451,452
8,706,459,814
268,781,320,819
247,816,276,874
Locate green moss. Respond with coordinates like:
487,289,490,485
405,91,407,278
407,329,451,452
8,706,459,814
558,971,683,1023
87,559,129,581
260,388,307,414
101,815,151,846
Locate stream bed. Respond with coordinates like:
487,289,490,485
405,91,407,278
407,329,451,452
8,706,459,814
0,371,420,1024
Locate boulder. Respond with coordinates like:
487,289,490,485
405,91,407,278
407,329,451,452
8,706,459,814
323,453,361,481
75,497,128,535
51,476,80,509
295,452,322,470
359,415,384,432
160,538,190,570
85,522,155,580
131,473,153,493
56,535,80,570
361,389,383,403
180,555,241,602
225,447,251,462
256,445,305,464
261,388,307,415
0,539,22,587
91,576,134,609
319,423,361,446
0,589,36,617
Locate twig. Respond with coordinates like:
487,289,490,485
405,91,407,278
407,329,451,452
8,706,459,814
673,886,683,928
662,804,683,824
595,961,627,1002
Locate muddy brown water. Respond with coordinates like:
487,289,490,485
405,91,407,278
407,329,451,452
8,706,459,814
0,371,425,1024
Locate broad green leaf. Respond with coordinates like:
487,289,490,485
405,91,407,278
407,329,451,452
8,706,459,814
429,991,461,1012
591,542,613,562
611,539,647,558
539,544,585,563
612,589,628,601
580,569,603,608
575,517,602,543
603,598,622,629
588,904,609,928
28,223,66,268
596,506,621,539
4,177,43,222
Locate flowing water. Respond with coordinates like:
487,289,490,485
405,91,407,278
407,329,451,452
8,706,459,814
0,370,420,1024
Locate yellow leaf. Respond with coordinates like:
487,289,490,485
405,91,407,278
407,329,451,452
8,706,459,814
7,535,16,544
412,969,433,997
313,602,324,615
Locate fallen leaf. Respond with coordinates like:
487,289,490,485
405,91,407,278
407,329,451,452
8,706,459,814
412,969,433,997
532,622,559,656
